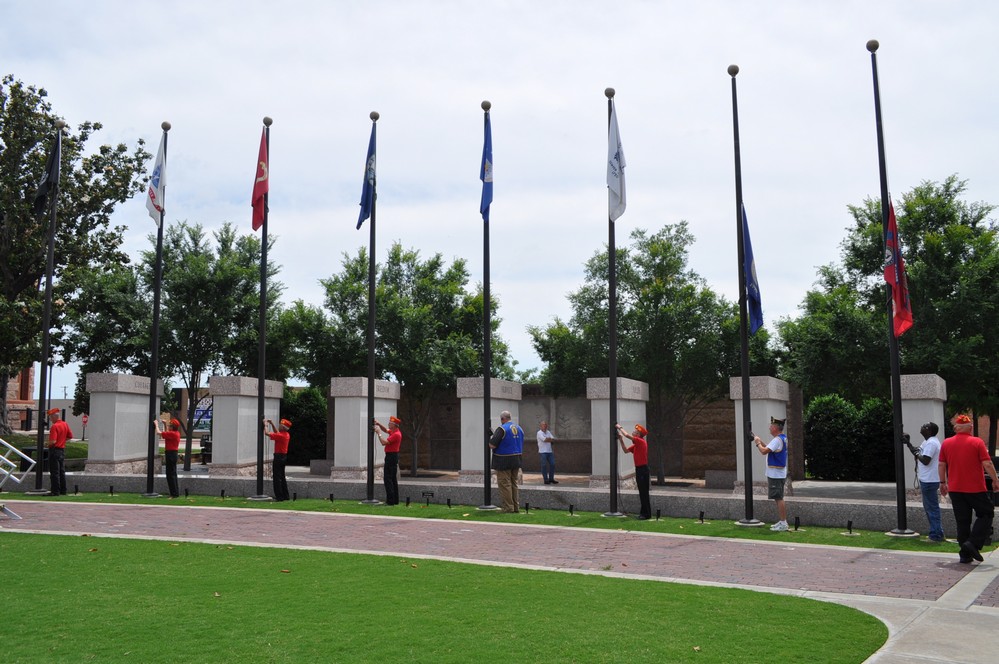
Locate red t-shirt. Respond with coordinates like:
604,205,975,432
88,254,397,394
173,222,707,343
384,429,402,453
159,430,181,452
940,432,990,493
267,431,290,454
627,436,648,467
48,420,72,449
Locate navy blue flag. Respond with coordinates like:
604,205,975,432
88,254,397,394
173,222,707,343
742,206,763,335
480,111,493,222
357,122,376,229
32,133,61,216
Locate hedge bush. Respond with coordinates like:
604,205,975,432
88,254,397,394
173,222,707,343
281,387,328,466
803,395,896,481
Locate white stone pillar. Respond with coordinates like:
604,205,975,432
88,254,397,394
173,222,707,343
729,376,789,487
84,373,163,474
899,374,947,443
209,375,283,476
330,377,401,480
457,377,522,483
586,377,649,488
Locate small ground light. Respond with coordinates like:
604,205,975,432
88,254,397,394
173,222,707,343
221,489,225,499
794,516,800,531
109,485,114,496
569,504,574,516
656,509,661,521
699,510,704,523
293,492,297,501
526,502,530,514
74,484,79,495
185,489,189,498
446,498,451,508
406,497,411,507
848,520,853,534
329,493,334,503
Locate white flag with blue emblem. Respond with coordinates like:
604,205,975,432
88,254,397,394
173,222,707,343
146,133,167,226
607,99,626,222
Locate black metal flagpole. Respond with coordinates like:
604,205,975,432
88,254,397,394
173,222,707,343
604,88,623,517
867,39,913,536
480,100,497,510
31,120,65,494
252,116,273,500
363,111,380,503
729,65,761,525
143,121,170,498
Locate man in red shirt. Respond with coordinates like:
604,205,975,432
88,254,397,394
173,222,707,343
616,422,651,520
374,416,402,505
47,408,72,496
940,413,999,563
154,418,182,498
264,418,292,502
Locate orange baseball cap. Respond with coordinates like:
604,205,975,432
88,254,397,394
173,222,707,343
635,424,648,436
279,418,292,429
47,408,60,416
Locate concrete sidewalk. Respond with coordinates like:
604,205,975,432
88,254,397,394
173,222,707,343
2,500,996,663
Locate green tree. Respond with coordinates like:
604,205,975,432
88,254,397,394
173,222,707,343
315,243,513,473
149,221,281,465
530,223,771,480
0,75,149,433
835,176,999,452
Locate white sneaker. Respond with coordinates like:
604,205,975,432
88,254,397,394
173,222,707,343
770,521,789,532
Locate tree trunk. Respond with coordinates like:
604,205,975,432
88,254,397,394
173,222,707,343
0,366,11,435
989,407,998,458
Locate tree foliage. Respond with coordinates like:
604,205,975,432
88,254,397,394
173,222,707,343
0,75,150,432
308,243,513,470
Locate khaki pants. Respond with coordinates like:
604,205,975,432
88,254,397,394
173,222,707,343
495,468,520,512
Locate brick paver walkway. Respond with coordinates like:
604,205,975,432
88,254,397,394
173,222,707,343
0,501,974,602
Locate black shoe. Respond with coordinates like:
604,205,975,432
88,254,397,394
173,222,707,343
543,481,551,484
959,556,973,564
960,541,984,562
551,480,559,484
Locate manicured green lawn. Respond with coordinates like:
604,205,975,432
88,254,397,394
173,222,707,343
3,491,976,554
2,533,886,663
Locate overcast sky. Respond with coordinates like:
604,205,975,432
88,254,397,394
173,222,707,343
6,1,999,398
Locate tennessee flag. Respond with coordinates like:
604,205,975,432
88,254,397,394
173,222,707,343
883,201,913,336
251,128,268,231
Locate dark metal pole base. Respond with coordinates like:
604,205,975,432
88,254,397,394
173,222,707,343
602,511,626,518
140,492,162,498
360,499,381,505
247,495,273,502
25,489,50,496
735,519,764,527
477,504,500,511
886,528,918,538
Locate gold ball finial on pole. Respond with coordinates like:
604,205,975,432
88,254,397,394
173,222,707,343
866,39,879,53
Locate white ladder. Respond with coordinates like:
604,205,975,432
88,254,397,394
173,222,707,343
1,437,36,519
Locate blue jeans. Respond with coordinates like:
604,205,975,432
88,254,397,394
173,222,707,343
540,452,555,483
920,480,943,540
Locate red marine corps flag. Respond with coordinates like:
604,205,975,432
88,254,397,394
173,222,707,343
883,201,913,336
251,128,269,231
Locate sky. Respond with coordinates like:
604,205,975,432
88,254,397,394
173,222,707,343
5,0,999,399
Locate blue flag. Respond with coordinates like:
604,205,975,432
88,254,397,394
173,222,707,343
357,122,376,229
742,205,763,335
480,111,493,222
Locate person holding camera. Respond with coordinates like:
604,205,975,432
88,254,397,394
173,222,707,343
905,423,944,542
754,417,788,532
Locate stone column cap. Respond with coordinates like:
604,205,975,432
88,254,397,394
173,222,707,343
899,374,947,401
586,377,649,402
209,375,284,398
86,373,164,396
729,376,789,401
456,377,522,400
329,377,401,400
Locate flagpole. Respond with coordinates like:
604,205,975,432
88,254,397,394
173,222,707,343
251,116,273,501
867,40,912,536
728,66,761,525
143,121,170,498
479,101,496,510
30,120,65,494
604,88,623,518
363,111,380,504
